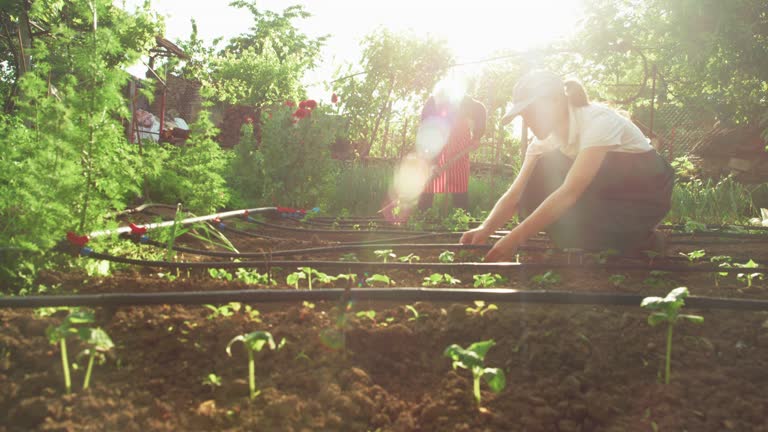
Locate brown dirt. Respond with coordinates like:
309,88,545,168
2,228,768,431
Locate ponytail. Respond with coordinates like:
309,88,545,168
564,79,589,107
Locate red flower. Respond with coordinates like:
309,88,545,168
303,99,317,110
331,93,339,104
285,100,295,107
292,107,311,119
243,116,254,124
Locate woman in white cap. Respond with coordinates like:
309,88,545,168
460,70,673,261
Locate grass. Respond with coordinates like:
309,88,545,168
667,176,768,225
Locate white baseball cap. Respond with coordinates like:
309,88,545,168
501,70,565,125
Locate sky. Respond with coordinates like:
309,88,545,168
122,0,585,97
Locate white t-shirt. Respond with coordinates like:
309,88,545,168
526,103,652,159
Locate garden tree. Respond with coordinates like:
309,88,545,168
0,0,33,112
333,29,453,157
205,3,327,107
470,58,524,163
573,0,768,128
0,0,160,289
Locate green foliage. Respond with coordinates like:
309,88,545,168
0,1,160,290
373,249,396,263
355,310,377,323
641,287,703,384
255,106,338,207
438,251,456,263
443,208,473,231
144,113,230,214
734,260,764,288
333,29,453,157
366,274,395,287
398,253,421,264
643,270,673,289
668,178,763,225
444,340,506,406
473,273,506,288
710,255,733,287
45,309,98,394
226,123,264,208
465,301,498,317
608,274,627,287
79,327,114,390
423,273,461,287
208,268,234,282
531,271,561,287
202,373,223,389
679,249,706,263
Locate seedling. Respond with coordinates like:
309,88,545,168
643,250,661,266
473,273,506,288
643,270,673,289
679,249,706,262
79,327,114,390
226,331,284,399
588,248,619,264
423,273,461,287
641,287,704,384
204,303,239,320
710,255,733,287
202,373,223,390
366,274,395,287
208,268,234,281
286,271,307,289
46,309,95,394
531,270,561,287
465,301,498,316
355,310,377,323
608,274,627,287
734,260,764,288
339,253,359,262
398,253,421,263
236,268,274,285
404,304,422,321
373,249,397,263
444,340,506,406
438,250,456,263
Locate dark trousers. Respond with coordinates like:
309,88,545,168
418,193,469,212
519,150,674,251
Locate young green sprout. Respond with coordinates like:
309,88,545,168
473,273,506,288
79,327,114,390
46,310,95,395
444,340,506,407
465,301,498,317
226,331,282,399
641,287,704,384
366,274,395,287
734,260,764,288
423,273,461,287
531,270,561,287
438,250,456,263
373,249,397,263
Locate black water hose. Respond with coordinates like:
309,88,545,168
135,239,768,267
84,250,763,274
2,288,768,311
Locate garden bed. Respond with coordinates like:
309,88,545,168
2,223,768,431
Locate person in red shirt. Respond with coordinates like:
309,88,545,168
417,92,487,211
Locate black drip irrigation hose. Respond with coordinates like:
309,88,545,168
248,218,444,236
136,239,768,266
3,288,768,311
84,250,764,274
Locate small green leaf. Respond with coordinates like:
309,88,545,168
648,312,668,326
482,367,506,393
680,314,704,324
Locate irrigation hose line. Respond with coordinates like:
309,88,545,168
135,240,768,267
2,288,768,311
84,251,763,274
85,207,278,239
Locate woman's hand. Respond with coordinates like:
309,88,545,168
460,226,492,245
485,229,526,262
